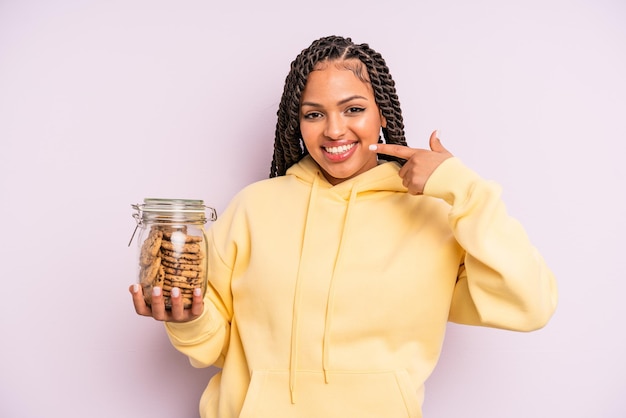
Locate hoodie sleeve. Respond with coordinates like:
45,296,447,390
164,199,242,368
423,157,558,331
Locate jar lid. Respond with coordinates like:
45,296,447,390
131,198,217,224
141,198,207,214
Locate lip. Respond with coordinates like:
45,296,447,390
322,142,358,162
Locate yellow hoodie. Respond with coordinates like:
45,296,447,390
165,155,557,418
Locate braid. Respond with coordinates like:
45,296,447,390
270,36,407,177
344,44,407,165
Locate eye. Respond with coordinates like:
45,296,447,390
303,111,323,120
346,106,365,114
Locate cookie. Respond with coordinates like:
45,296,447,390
160,239,202,254
161,259,203,271
163,266,199,278
140,229,163,266
154,265,165,287
163,230,203,243
154,225,187,234
160,252,202,265
160,249,203,262
140,261,165,306
164,273,199,286
162,284,195,294
139,256,161,286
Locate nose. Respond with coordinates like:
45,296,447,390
323,113,347,140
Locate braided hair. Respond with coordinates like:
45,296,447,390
269,35,407,178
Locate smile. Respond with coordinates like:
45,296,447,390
324,143,356,155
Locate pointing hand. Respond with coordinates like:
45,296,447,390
370,130,453,195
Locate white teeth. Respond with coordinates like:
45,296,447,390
325,143,355,154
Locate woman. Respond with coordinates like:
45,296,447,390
130,35,558,417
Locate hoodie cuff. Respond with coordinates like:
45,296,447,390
423,157,482,206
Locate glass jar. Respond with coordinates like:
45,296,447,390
130,198,217,309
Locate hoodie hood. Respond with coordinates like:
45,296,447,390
286,155,407,197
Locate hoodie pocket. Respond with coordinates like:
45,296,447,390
239,370,422,418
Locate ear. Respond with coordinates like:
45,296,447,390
380,113,387,128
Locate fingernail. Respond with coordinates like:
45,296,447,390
368,144,378,151
436,129,441,139
152,286,161,297
132,283,139,293
171,287,180,298
193,288,202,297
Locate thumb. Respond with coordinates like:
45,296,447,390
429,130,448,153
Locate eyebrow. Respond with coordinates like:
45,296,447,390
301,95,369,108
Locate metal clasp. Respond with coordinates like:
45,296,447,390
206,206,218,222
128,203,143,247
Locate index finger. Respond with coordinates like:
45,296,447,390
369,143,417,160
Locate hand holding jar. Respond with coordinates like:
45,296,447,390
128,198,217,322
129,282,205,322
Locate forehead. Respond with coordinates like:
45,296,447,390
312,59,371,83
302,59,374,100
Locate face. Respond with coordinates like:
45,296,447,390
299,60,386,185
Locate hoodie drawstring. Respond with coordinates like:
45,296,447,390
289,175,320,404
322,185,358,383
